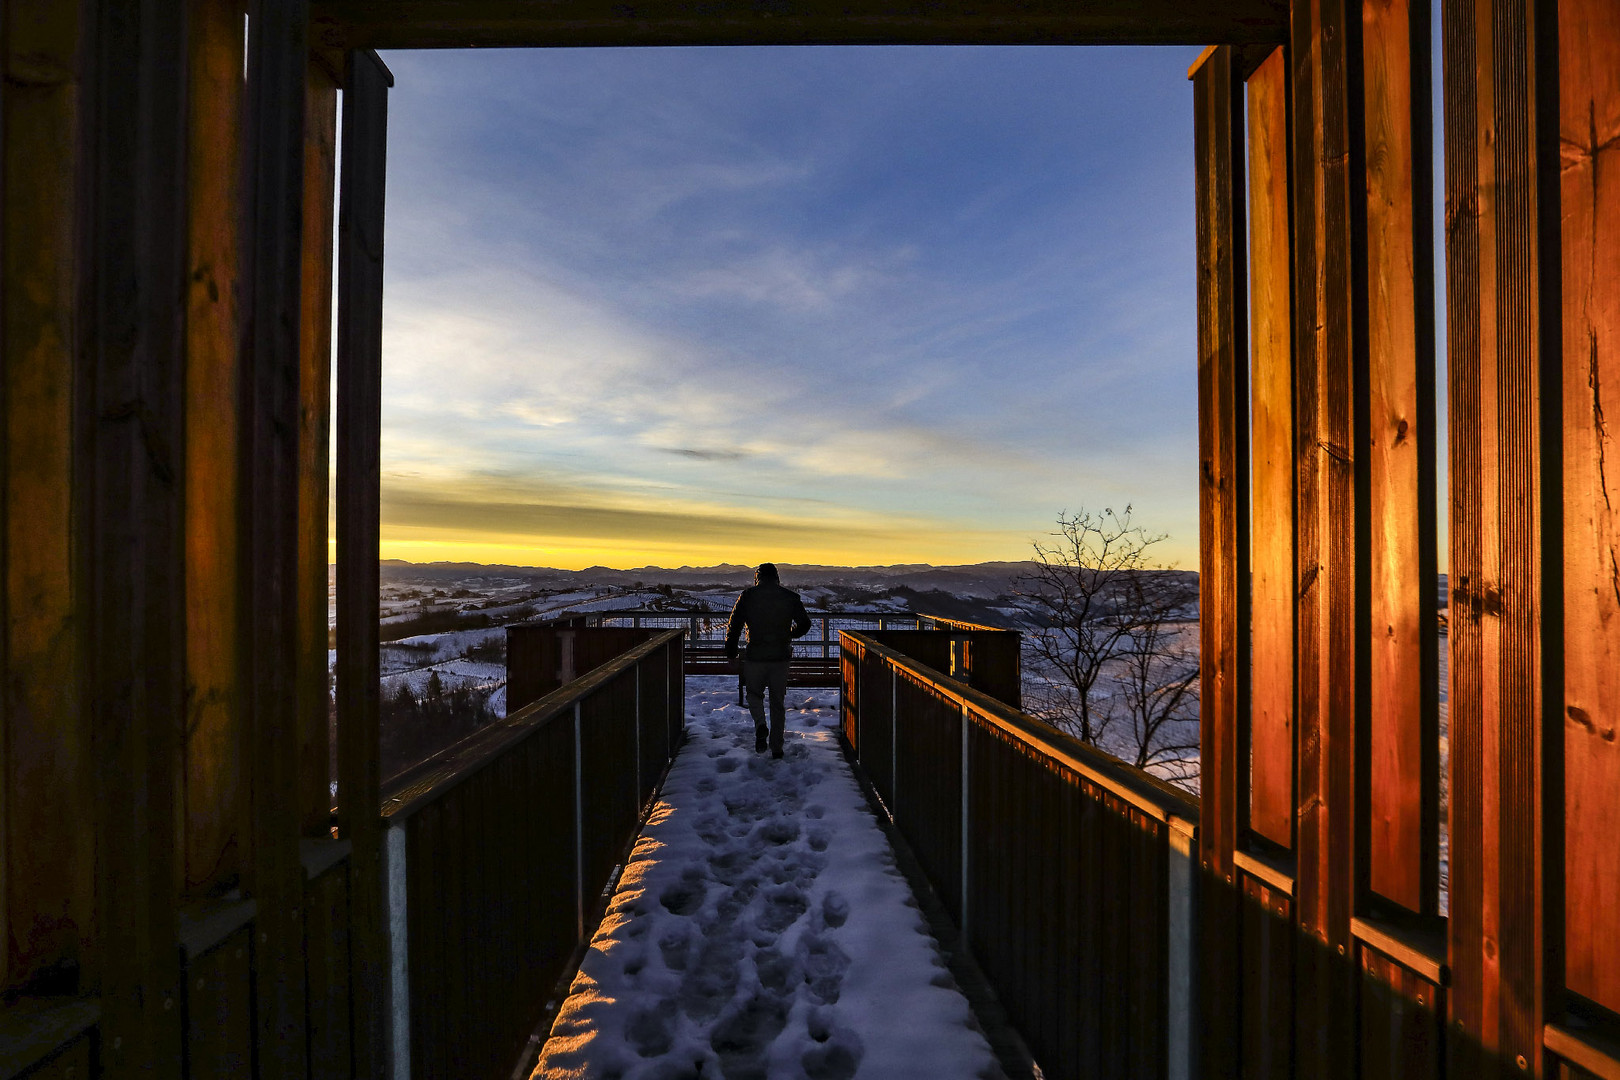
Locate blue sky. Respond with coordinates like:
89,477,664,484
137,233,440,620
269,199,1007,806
374,46,1207,569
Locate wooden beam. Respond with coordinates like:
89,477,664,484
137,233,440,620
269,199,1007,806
2,0,93,997
1560,0,1620,1024
311,0,1288,49
183,0,248,900
1246,44,1295,853
1291,0,1361,1075
1441,0,1557,1072
1194,39,1249,900
299,57,339,837
336,45,392,1080
1361,0,1438,917
79,0,191,1070
1193,41,1248,1080
243,0,311,1071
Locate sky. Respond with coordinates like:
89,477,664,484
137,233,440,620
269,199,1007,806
372,45,1209,570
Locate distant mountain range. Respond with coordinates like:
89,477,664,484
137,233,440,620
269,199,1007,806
375,558,1051,598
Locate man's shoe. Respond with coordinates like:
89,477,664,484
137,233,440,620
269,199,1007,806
755,730,768,753
771,749,783,760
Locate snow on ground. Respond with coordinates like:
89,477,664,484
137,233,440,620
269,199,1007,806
533,677,1001,1080
384,658,506,698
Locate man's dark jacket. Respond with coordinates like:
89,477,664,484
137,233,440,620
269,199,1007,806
725,582,812,662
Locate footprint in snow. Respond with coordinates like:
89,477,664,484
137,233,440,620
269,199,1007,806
799,933,852,1005
708,994,789,1080
821,891,850,929
626,998,677,1058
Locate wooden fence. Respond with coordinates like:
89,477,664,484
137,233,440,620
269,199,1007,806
375,630,683,1080
839,630,1199,1080
574,609,1016,693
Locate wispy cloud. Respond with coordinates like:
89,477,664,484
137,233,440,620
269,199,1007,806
375,46,1206,568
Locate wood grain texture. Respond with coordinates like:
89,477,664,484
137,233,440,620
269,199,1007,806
184,0,248,901
2,0,90,996
243,0,313,1071
80,0,191,1069
1194,44,1247,1079
1362,0,1440,916
304,855,353,1080
336,44,392,1080
299,60,339,836
1246,44,1296,851
1194,42,1249,880
1240,872,1294,1080
311,0,1289,49
1441,0,1554,1071
1291,0,1360,1075
1439,0,1486,1065
1559,0,1620,1019
182,928,255,1078
1359,945,1444,1080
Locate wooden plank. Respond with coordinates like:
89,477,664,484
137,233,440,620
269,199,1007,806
1194,40,1248,884
1291,0,1361,1075
183,927,255,1078
1558,0,1620,1021
299,57,339,836
243,0,313,1072
1439,0,1486,1068
1245,44,1295,852
1363,0,1440,916
0,999,100,1079
1193,42,1247,1080
336,45,392,1080
2,0,92,996
304,849,354,1080
79,0,191,1069
11,1032,94,1080
184,0,248,902
1240,873,1293,1080
1547,1025,1620,1080
311,0,1290,50
1441,0,1556,1073
1359,946,1443,1080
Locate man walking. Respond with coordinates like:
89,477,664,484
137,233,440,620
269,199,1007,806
724,563,812,758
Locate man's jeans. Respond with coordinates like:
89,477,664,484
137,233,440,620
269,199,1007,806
742,659,790,754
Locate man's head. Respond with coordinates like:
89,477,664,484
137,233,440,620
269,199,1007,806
755,562,779,584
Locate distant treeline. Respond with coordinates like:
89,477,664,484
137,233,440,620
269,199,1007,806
379,607,500,643
380,670,499,781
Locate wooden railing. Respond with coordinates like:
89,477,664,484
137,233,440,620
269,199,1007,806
839,630,1198,1080
377,630,684,1080
570,609,1014,688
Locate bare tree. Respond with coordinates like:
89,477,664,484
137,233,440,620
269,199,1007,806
1015,506,1200,785
1113,568,1200,782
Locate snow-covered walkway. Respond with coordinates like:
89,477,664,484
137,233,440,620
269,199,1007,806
533,677,1002,1080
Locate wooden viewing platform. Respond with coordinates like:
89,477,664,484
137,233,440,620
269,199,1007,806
518,610,1021,701
3,0,1619,1077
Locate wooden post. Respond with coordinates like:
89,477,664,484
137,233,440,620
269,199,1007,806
1192,41,1248,1079
336,44,392,1080
1558,0,1620,1032
1246,44,1296,853
1362,0,1439,917
79,0,191,1071
299,55,340,836
183,0,249,902
1289,0,1364,1074
3,0,93,1000
243,0,312,1071
1441,0,1557,1073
